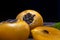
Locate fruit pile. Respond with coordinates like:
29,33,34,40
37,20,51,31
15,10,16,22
0,9,60,40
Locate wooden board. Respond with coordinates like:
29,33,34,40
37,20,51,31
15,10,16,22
28,39,33,40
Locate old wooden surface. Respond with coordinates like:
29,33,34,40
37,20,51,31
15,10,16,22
28,39,33,40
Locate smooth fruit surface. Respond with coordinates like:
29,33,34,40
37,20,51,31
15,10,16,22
31,26,60,40
0,19,30,40
16,10,43,29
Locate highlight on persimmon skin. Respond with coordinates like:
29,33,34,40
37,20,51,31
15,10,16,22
0,19,30,40
16,9,43,29
31,26,60,40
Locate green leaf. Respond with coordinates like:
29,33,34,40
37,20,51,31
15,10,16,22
53,22,60,30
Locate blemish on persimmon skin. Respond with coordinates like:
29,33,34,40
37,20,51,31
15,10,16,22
43,30,49,34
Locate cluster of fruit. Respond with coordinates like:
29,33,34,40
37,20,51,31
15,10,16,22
0,10,60,40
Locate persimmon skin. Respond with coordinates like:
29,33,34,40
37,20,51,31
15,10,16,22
0,20,30,40
16,10,43,29
31,26,60,40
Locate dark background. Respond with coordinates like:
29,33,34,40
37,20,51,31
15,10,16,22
0,0,59,22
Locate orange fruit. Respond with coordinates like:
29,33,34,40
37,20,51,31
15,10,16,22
0,19,30,40
16,10,43,29
31,26,60,40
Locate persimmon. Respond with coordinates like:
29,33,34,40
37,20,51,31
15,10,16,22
16,10,43,29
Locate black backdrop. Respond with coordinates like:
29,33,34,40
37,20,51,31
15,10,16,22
0,0,59,22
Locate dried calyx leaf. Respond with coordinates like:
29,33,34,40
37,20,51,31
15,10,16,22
6,19,17,23
23,13,35,24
